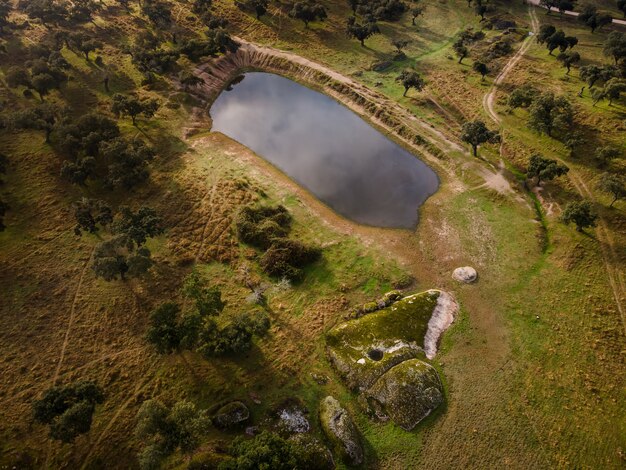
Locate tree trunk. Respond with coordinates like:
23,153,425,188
403,88,407,96
132,115,137,126
610,196,617,208
45,129,52,143
412,17,415,25
472,144,478,157
360,39,365,47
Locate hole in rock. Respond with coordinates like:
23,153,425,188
367,349,384,361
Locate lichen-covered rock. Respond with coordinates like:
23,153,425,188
452,266,477,283
327,291,440,390
289,434,335,470
319,396,363,466
213,401,249,429
363,359,443,430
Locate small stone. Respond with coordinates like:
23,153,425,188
452,266,478,283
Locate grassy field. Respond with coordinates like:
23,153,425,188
0,0,625,468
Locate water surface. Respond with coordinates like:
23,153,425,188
210,72,438,228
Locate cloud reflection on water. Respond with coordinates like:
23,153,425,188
210,72,439,228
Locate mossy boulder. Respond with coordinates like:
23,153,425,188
326,290,440,391
319,396,363,466
213,401,250,429
289,433,335,469
363,359,443,430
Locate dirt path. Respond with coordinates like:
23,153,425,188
79,368,157,470
483,6,539,125
51,246,96,386
482,6,626,333
194,179,220,263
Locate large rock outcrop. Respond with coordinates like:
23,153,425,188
326,290,456,430
319,396,363,466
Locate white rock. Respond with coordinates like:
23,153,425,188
452,266,477,283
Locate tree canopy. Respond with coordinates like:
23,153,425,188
526,154,569,184
135,399,211,470
578,4,612,33
33,381,104,443
346,16,380,47
603,32,626,65
460,120,500,156
561,200,597,232
396,70,425,96
597,173,626,207
527,92,573,137
111,94,159,126
288,1,327,27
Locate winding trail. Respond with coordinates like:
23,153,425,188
482,6,626,334
483,7,540,125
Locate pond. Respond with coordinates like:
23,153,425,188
210,72,439,229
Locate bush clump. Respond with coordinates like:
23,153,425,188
218,431,333,470
235,205,292,249
197,311,270,356
259,239,321,281
235,204,321,281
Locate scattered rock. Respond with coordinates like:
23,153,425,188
249,391,262,404
319,396,363,466
311,373,329,385
213,401,249,429
278,406,310,434
363,359,444,430
452,266,477,283
245,426,258,436
371,60,392,72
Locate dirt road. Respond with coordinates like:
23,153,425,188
526,0,626,26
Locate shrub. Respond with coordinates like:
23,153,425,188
182,271,225,316
260,239,321,280
197,311,270,357
146,302,182,353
